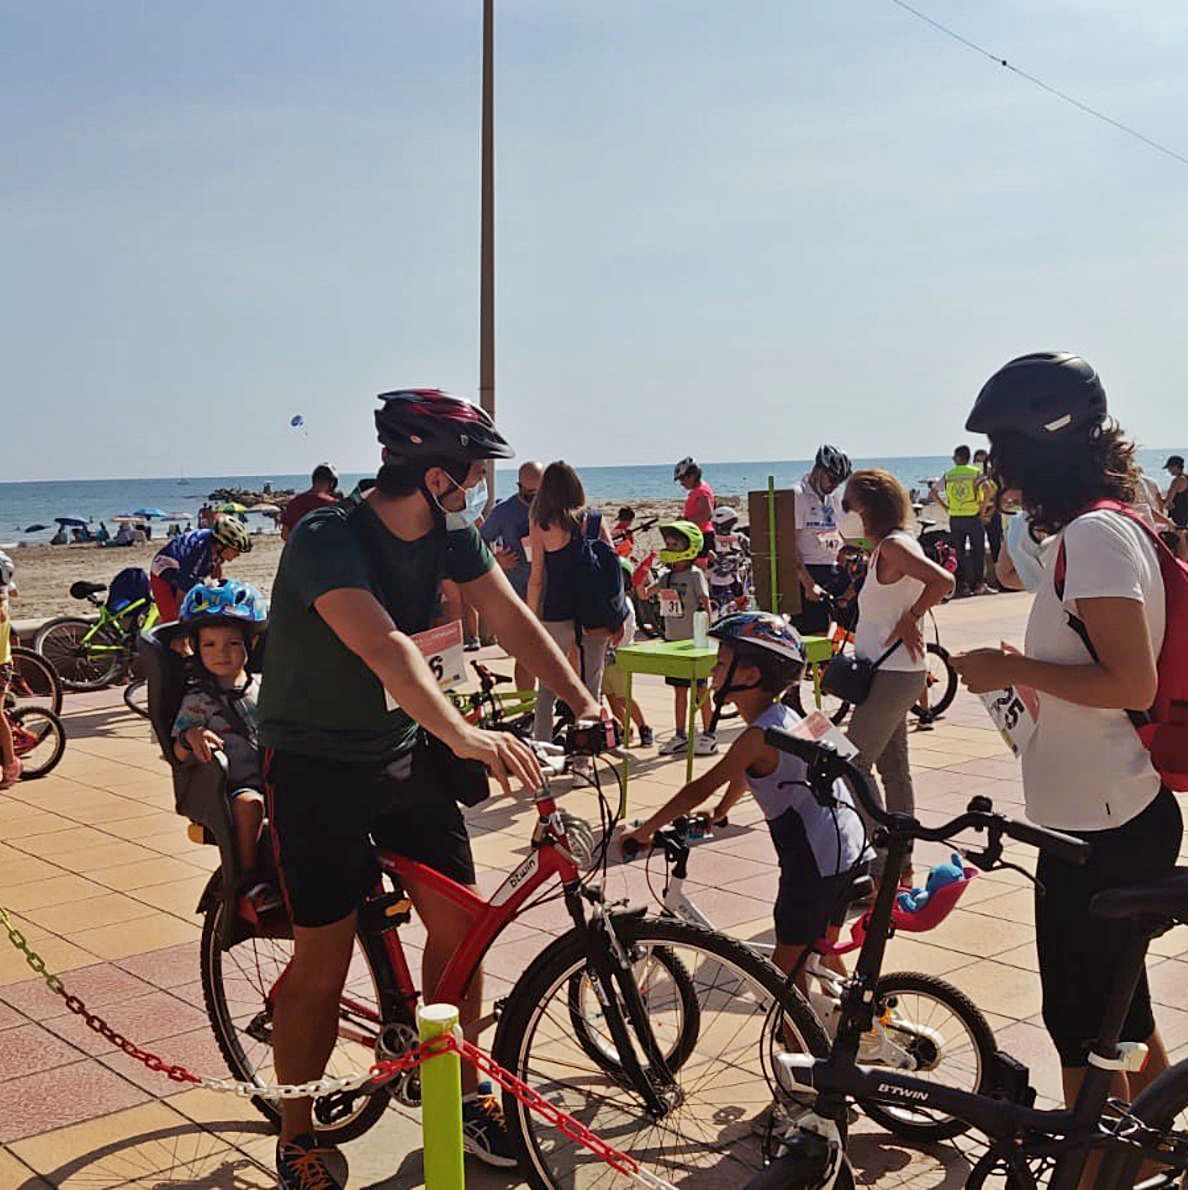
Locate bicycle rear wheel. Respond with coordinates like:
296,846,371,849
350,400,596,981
1093,1056,1188,1188
8,646,63,714
35,617,123,690
910,643,957,723
9,707,67,778
122,679,150,720
199,892,401,1145
785,673,850,728
494,915,829,1189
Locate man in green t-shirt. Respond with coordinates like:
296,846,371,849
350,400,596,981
936,443,989,596
262,390,601,1187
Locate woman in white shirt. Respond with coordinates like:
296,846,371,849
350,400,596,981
842,470,955,882
954,351,1176,1116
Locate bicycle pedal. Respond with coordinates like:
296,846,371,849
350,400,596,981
360,891,413,934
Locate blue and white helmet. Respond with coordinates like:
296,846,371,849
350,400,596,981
0,550,13,588
179,579,268,635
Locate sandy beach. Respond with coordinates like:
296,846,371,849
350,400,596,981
6,496,728,622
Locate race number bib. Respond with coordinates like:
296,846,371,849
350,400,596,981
790,711,859,759
658,588,684,619
979,684,1039,757
384,620,466,711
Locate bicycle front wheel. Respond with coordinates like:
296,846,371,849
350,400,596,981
122,679,150,720
35,617,123,690
910,643,957,723
494,915,830,1190
10,707,67,778
1094,1055,1188,1188
8,646,63,714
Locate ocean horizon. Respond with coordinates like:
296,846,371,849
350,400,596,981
3,450,1183,546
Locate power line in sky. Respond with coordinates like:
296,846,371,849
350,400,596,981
886,0,1188,169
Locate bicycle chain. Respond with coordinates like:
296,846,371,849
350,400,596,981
0,905,675,1188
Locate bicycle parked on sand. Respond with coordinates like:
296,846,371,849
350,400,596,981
745,729,1188,1190
35,570,158,691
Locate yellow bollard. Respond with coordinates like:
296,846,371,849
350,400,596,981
418,1002,465,1190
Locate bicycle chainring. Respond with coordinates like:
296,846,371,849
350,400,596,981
376,1022,421,1106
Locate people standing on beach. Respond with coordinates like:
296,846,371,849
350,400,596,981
479,460,543,691
526,461,618,741
149,516,251,622
258,391,599,1184
791,445,853,636
936,445,989,596
674,457,715,560
954,351,1177,1123
280,463,340,540
842,470,955,884
0,552,22,789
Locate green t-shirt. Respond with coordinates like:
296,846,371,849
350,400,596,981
258,496,493,763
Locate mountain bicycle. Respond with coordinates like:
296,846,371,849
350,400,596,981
35,577,159,691
2,702,67,779
191,728,827,1187
744,729,1188,1190
623,816,997,1144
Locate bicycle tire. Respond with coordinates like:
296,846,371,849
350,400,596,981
8,646,64,714
493,914,830,1190
565,943,699,1077
35,616,123,691
199,891,400,1144
785,678,850,728
122,679,150,720
910,643,958,723
1093,1053,1188,1188
9,706,67,778
857,971,997,1142
744,1153,855,1190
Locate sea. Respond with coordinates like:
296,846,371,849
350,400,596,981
1,451,1181,546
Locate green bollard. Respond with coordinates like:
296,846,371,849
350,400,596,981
418,1002,465,1190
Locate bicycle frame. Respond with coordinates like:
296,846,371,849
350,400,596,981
77,597,158,654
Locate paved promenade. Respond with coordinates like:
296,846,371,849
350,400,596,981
1,590,1185,1187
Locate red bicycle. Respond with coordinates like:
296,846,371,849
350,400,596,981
197,736,827,1188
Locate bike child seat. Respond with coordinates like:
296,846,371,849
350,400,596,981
105,567,150,614
1091,868,1188,925
70,580,107,600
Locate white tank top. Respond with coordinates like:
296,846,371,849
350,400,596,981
854,531,926,673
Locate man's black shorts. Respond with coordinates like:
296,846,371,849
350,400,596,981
265,748,476,928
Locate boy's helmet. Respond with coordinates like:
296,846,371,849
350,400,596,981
966,352,1107,442
375,389,514,463
709,612,805,665
212,515,252,554
814,445,852,483
711,505,739,529
0,550,13,588
179,579,269,635
673,456,699,482
659,520,704,564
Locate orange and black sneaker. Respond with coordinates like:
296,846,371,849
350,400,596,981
276,1133,347,1190
462,1093,518,1168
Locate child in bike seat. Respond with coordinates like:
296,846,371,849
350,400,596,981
170,579,279,912
619,612,872,985
0,550,20,790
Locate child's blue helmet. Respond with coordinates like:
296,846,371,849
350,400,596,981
709,611,804,665
179,579,268,635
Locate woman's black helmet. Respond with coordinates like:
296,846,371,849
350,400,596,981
966,352,1107,442
375,389,515,463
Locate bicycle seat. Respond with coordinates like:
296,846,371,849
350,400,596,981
917,519,936,531
70,580,107,599
1091,868,1188,924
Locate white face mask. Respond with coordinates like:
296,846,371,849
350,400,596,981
435,476,488,530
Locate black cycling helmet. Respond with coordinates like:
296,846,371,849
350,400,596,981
375,389,514,463
966,352,1107,442
814,444,852,483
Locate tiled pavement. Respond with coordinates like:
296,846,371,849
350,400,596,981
1,589,1186,1186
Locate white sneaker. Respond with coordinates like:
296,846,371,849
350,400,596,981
694,732,718,756
659,732,688,755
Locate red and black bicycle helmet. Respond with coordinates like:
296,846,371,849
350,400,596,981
375,389,515,463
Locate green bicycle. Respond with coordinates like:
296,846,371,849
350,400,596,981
34,572,159,692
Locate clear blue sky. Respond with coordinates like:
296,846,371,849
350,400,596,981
2,1,1184,481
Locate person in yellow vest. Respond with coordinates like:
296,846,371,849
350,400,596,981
936,444,989,596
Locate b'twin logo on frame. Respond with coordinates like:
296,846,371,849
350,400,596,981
490,854,539,907
877,1083,930,1102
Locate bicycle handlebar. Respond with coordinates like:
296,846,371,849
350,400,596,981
762,727,1089,867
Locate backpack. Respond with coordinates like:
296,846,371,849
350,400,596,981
1054,499,1188,791
574,511,630,634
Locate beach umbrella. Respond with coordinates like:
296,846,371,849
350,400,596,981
24,524,47,533
133,507,168,519
290,413,307,439
247,503,281,514
216,501,248,513
162,512,192,521
112,516,147,525
53,516,90,527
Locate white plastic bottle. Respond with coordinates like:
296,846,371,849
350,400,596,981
693,610,710,649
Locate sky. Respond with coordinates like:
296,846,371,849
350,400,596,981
2,1,1185,482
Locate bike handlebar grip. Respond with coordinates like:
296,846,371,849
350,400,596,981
1004,819,1090,866
762,726,822,764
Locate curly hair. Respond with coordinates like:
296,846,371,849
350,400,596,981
987,420,1138,535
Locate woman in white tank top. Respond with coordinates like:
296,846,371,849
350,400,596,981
843,470,956,882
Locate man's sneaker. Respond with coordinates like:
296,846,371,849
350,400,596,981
639,725,655,748
462,1093,518,1168
276,1133,347,1190
972,583,991,596
694,732,718,756
658,731,688,755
